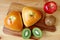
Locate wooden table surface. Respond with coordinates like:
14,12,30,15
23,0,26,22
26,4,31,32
0,0,60,40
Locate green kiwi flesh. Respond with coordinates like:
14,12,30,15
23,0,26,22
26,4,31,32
22,28,31,39
32,27,42,38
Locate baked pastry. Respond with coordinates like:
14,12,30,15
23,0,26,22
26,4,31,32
22,7,42,27
4,11,23,31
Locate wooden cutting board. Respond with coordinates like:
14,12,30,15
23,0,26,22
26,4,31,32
0,0,60,40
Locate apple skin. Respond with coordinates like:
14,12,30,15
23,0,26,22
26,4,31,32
44,1,57,14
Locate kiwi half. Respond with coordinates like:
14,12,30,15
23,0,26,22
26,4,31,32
32,27,42,38
22,28,31,39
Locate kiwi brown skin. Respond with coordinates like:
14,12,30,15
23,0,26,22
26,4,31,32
45,15,56,26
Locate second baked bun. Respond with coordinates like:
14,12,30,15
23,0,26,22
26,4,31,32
22,7,42,27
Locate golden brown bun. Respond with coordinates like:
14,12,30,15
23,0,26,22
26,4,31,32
22,7,42,27
4,11,23,31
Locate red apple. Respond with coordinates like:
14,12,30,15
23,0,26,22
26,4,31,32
44,1,57,14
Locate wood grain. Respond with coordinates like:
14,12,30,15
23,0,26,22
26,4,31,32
0,0,60,40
